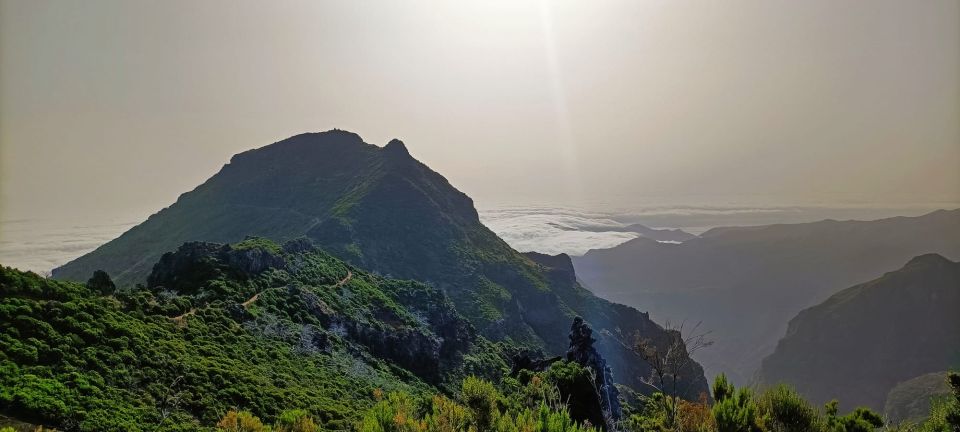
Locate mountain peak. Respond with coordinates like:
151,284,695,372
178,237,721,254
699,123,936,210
51,129,709,400
905,253,953,268
383,138,410,156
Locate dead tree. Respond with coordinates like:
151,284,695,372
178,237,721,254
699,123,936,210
633,320,713,427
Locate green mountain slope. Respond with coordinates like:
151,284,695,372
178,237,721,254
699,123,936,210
51,130,708,399
2,238,498,430
884,371,953,424
756,254,960,412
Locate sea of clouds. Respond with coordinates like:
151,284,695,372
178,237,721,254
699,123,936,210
0,203,946,275
0,217,139,275
478,203,948,257
479,206,641,256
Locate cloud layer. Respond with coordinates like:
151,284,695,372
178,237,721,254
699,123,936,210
479,204,949,257
480,206,640,256
0,218,137,275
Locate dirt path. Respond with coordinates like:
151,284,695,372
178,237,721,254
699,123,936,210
240,269,352,308
170,308,198,324
240,293,260,307
334,269,353,288
170,269,353,324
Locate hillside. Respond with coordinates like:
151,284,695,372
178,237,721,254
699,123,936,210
51,130,708,399
1,238,492,430
884,372,953,424
757,254,960,412
572,209,960,383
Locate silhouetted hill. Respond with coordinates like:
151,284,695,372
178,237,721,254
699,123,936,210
884,372,953,424
577,223,696,242
572,209,960,383
757,254,960,412
619,224,697,242
52,130,708,398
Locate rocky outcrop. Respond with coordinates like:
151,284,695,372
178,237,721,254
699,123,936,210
292,283,469,382
281,237,317,254
566,317,622,428
226,245,287,275
147,240,286,293
524,252,577,285
147,238,478,385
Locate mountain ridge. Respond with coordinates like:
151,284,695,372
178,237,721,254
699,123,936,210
757,254,960,412
572,208,960,384
52,129,709,398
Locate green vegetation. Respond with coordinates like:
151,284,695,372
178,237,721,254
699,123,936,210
356,373,599,432
885,373,955,424
623,373,960,432
4,240,959,432
0,239,494,431
9,131,957,431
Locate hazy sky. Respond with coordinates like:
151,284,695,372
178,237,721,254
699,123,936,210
2,0,958,222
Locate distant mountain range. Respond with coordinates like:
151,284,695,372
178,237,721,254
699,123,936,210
595,224,697,243
52,130,708,398
757,254,960,413
572,209,960,383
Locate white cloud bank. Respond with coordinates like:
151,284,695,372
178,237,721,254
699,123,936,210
480,207,640,256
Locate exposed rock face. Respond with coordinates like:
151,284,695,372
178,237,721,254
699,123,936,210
524,252,577,285
146,237,476,383
226,245,287,275
566,317,622,428
147,242,230,293
292,281,475,381
281,237,317,254
147,241,287,293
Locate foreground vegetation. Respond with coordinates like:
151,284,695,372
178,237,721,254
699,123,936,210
2,238,957,431
0,240,500,431
192,370,960,432
621,374,949,432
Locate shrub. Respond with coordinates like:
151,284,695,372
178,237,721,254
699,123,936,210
425,395,470,431
86,270,116,296
274,409,320,432
461,376,500,430
217,410,270,432
356,377,599,432
358,391,422,432
677,394,715,432
824,401,883,432
711,375,762,432
759,384,820,432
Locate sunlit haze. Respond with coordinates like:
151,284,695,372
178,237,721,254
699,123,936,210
1,0,958,272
